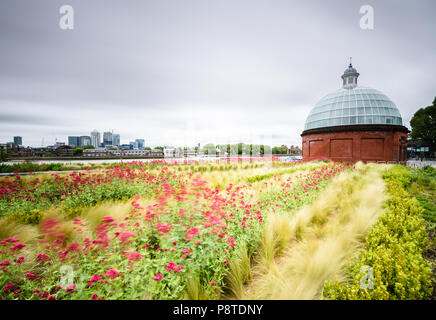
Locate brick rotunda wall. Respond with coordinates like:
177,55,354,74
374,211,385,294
301,125,408,163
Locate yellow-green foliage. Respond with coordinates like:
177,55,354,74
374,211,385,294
323,166,432,300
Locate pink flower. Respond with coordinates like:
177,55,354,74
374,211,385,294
89,274,103,286
67,243,81,252
16,256,25,264
174,265,183,272
91,294,99,300
1,238,19,243
166,262,176,271
210,281,215,286
10,243,26,250
13,289,20,294
156,222,172,233
48,295,56,300
119,232,134,242
3,283,14,291
36,253,51,262
66,283,75,292
124,251,143,261
40,292,49,298
105,269,119,279
32,289,41,295
25,272,35,280
187,227,200,235
101,216,115,223
0,261,10,266
154,273,163,281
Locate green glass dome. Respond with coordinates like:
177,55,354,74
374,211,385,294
304,65,403,131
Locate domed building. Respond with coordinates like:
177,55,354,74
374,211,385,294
301,63,408,163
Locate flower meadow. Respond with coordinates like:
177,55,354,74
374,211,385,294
0,159,351,300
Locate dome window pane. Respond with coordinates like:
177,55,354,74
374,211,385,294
342,117,350,125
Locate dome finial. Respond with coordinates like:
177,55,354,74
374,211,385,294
342,59,359,89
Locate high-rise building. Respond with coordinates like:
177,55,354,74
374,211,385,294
103,132,113,147
112,134,120,147
135,139,145,149
80,136,92,147
68,136,80,147
129,141,137,149
90,130,101,148
13,136,22,147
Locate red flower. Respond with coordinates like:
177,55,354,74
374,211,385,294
101,216,114,223
16,256,25,264
154,273,163,281
210,281,216,286
36,253,51,262
105,269,119,279
3,283,14,291
0,238,20,243
66,283,75,292
48,295,56,300
13,289,21,294
0,261,10,266
32,289,41,295
67,243,81,252
187,227,200,235
174,265,183,272
166,262,176,271
124,251,143,261
91,294,99,300
119,232,134,242
40,292,49,298
89,274,102,284
25,272,35,280
10,243,26,250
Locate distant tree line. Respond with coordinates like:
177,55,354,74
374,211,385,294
197,143,288,155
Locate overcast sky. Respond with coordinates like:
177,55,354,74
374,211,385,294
0,0,435,147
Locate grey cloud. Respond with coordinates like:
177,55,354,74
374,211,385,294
0,0,435,147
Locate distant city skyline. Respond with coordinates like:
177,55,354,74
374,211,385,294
1,1,435,147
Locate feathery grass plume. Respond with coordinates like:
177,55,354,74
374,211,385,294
243,164,385,300
0,217,39,245
183,276,214,300
79,201,133,231
224,242,252,299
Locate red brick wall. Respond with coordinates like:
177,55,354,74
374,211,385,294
302,129,408,162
